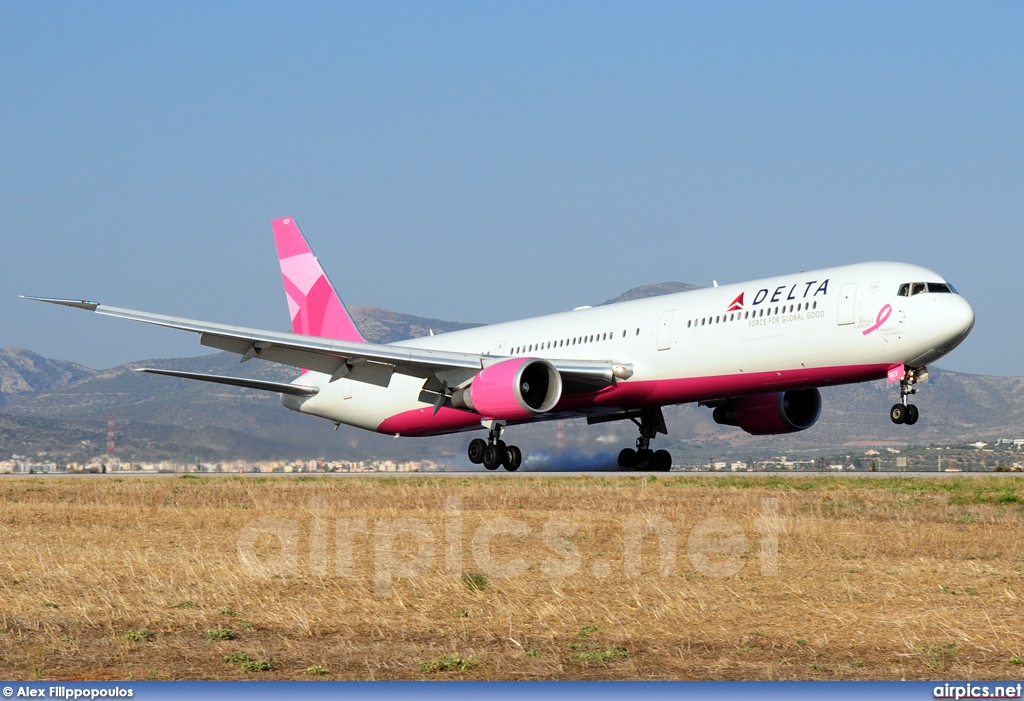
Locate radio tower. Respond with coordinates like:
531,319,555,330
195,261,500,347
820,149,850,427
106,414,115,459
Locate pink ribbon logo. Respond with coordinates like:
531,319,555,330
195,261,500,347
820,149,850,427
862,304,892,336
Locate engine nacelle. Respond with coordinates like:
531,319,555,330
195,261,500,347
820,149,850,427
712,388,821,436
451,357,562,420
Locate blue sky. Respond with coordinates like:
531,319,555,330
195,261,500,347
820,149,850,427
2,1,1021,375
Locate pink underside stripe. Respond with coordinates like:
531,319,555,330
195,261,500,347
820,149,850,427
375,363,894,437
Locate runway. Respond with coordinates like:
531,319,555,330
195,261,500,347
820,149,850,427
3,469,1014,478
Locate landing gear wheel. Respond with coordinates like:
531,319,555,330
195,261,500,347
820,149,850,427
904,404,919,425
889,403,906,424
503,445,522,471
653,449,672,472
618,448,637,469
468,438,487,464
635,449,654,471
482,444,503,470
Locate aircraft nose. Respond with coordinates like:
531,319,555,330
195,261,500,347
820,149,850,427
943,295,975,347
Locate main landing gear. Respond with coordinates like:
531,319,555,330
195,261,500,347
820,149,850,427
616,407,672,472
890,366,928,425
467,421,523,471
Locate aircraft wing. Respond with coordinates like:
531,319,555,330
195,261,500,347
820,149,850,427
22,297,629,390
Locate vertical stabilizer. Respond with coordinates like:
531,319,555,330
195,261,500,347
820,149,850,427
272,217,366,343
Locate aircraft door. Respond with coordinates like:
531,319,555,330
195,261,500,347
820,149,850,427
837,283,858,325
657,310,675,350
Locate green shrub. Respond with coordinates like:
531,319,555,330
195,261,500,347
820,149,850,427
241,659,272,672
222,652,254,664
462,572,488,592
572,647,629,662
418,655,479,673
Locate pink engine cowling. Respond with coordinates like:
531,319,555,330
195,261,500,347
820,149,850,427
451,357,562,420
712,388,821,436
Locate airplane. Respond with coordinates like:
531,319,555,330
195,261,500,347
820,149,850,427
23,217,975,472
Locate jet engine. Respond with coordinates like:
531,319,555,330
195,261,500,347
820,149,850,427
712,388,821,436
450,357,562,420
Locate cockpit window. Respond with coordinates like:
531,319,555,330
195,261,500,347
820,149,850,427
899,281,959,297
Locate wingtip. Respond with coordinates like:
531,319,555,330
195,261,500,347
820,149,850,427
19,296,100,311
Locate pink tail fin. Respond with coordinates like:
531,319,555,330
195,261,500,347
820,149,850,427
272,217,366,343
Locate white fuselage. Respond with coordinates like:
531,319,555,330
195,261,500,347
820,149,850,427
285,262,974,437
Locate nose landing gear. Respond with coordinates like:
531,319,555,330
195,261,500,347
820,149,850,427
467,420,523,471
890,367,927,425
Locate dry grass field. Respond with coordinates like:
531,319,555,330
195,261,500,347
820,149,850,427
1,474,1023,680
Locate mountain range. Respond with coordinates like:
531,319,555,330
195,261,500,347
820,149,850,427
2,285,1021,465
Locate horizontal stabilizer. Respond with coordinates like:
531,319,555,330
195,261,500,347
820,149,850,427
134,368,318,396
18,296,99,310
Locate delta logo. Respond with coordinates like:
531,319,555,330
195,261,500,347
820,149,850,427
725,279,830,311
